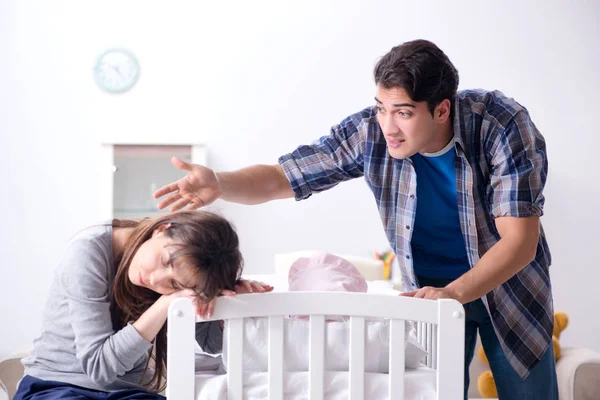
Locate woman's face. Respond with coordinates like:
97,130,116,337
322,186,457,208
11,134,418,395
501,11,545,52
128,225,202,295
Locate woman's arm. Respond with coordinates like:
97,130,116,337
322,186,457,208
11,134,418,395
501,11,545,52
61,240,153,386
194,279,274,353
132,289,196,342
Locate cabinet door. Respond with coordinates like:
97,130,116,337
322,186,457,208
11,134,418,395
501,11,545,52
100,144,206,219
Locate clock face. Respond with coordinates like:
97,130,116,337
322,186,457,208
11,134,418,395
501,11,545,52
93,48,140,94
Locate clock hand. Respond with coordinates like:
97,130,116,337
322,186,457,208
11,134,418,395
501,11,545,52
111,64,125,80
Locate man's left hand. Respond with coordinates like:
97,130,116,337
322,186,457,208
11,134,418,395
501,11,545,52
399,286,458,301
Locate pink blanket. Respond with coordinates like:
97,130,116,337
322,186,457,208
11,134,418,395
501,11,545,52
288,252,368,293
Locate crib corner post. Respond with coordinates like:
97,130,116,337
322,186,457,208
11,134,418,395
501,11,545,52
167,297,196,400
436,299,465,400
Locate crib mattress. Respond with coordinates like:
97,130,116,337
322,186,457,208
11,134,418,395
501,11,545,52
194,367,437,399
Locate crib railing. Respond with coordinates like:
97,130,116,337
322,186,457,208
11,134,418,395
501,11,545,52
167,292,464,400
417,321,439,369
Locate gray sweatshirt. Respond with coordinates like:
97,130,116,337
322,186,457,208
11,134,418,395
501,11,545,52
21,223,223,391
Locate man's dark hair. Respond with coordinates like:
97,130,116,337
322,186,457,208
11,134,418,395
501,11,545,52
374,39,459,116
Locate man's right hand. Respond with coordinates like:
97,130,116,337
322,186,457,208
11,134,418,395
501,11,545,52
154,157,221,211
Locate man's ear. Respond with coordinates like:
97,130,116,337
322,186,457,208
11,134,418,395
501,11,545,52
435,99,451,123
152,223,172,237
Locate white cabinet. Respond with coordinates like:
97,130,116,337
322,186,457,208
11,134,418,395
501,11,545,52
99,143,206,220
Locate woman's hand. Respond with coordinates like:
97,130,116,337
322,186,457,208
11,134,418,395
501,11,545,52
164,288,197,301
161,289,215,320
195,280,274,319
234,279,274,294
195,289,235,320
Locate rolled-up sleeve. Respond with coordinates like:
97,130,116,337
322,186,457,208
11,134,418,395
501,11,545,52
488,110,548,218
278,111,368,201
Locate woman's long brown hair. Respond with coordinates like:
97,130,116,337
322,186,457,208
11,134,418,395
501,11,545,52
111,210,243,392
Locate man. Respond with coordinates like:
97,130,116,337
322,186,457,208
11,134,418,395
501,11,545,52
154,39,557,399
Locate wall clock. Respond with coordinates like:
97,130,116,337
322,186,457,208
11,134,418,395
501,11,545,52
93,48,140,94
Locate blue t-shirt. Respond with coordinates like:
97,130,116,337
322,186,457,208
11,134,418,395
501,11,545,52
410,140,470,279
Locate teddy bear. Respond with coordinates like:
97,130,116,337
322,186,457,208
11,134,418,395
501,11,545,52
476,312,569,398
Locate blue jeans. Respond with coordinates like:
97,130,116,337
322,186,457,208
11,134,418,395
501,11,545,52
418,276,558,400
14,375,165,400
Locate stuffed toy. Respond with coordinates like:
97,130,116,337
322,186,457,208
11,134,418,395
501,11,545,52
373,250,395,280
476,312,569,398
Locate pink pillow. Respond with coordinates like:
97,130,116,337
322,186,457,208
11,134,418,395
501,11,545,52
288,252,367,293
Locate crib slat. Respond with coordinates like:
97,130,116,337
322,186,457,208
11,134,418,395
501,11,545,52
389,319,405,400
309,315,325,400
268,316,284,400
227,318,244,400
349,316,365,400
432,325,438,370
426,323,433,368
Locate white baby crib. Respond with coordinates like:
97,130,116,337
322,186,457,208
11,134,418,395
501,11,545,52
166,292,464,400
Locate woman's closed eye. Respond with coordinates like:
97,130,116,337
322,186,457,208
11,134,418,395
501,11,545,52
161,252,180,290
161,252,171,267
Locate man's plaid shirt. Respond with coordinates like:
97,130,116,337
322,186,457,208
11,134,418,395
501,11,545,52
278,89,553,378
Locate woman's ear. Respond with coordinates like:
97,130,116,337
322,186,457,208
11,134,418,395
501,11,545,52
152,223,172,237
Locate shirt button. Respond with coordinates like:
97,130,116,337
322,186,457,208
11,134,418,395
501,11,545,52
405,225,410,230
405,255,410,260
409,194,415,199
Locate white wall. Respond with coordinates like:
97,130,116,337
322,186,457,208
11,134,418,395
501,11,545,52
1,0,598,359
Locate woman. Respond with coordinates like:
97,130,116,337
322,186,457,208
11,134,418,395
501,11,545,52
15,210,271,399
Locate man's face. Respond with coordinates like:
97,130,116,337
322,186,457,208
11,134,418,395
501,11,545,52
375,86,444,159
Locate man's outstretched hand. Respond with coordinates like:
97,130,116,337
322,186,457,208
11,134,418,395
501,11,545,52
154,157,221,211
